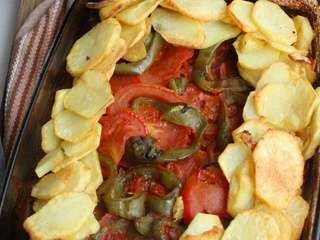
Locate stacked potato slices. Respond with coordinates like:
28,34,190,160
23,0,319,239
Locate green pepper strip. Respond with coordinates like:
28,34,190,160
132,98,208,163
103,166,181,220
168,77,189,95
114,33,164,75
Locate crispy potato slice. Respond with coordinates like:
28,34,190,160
53,110,95,142
31,173,66,200
227,0,257,32
51,89,69,118
232,119,274,148
234,34,280,70
227,159,255,217
284,196,309,240
99,0,140,19
284,58,316,84
32,161,91,200
222,208,280,240
121,20,146,48
180,213,224,240
252,0,297,45
41,120,61,153
33,199,48,212
52,157,78,173
256,205,293,240
64,214,100,240
218,143,251,182
160,0,176,10
35,148,65,178
116,0,161,25
243,91,259,121
200,21,241,49
167,0,226,21
256,62,292,89
237,63,262,87
253,130,304,209
66,18,121,77
64,71,113,118
94,39,127,74
173,196,184,221
23,192,95,240
254,80,318,131
300,101,320,160
123,41,147,62
88,191,98,203
293,15,314,55
151,8,205,49
81,151,103,194
61,123,102,160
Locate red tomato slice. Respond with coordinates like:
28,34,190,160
110,74,141,93
140,45,194,85
182,166,229,223
136,104,192,150
98,109,147,164
182,84,221,122
107,83,183,115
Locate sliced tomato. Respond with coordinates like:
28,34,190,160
98,109,147,164
140,44,194,85
163,150,209,183
182,166,229,223
182,84,221,122
136,104,192,150
110,74,141,93
107,83,183,115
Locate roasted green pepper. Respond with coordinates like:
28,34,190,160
134,214,155,236
130,98,208,163
115,33,164,75
103,166,181,219
168,77,189,95
152,218,184,240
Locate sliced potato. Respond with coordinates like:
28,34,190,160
116,0,161,25
88,191,98,203
81,151,103,194
243,91,259,121
160,0,176,10
53,110,95,142
200,21,241,49
218,143,251,182
293,15,314,55
254,80,318,131
256,205,293,240
232,119,274,148
61,123,102,160
41,120,61,153
121,20,146,48
94,39,127,74
35,148,65,178
284,196,309,240
256,62,292,89
286,60,316,84
252,0,297,45
33,199,48,212
227,159,255,217
180,213,224,240
66,18,121,77
227,0,257,32
123,41,147,62
253,130,304,209
222,208,280,240
237,63,263,87
99,0,140,19
64,214,100,240
173,196,184,221
64,71,113,118
234,34,280,70
300,101,320,160
151,8,205,49
51,89,69,118
23,192,95,240
52,157,78,173
32,161,91,200
167,0,226,21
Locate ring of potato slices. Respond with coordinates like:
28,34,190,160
23,0,317,239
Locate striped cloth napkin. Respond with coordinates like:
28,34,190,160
3,0,74,159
